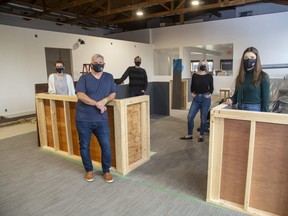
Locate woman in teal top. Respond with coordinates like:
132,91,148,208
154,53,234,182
226,47,270,112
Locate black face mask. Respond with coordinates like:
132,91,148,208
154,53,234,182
56,67,64,73
92,63,104,73
199,65,207,71
135,61,141,67
244,59,256,70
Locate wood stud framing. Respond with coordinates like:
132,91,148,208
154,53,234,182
35,93,150,175
207,104,288,216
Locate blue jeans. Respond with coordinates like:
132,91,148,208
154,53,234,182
76,121,111,173
187,94,211,136
238,103,261,112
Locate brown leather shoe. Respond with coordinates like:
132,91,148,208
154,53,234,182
85,171,94,182
103,173,113,183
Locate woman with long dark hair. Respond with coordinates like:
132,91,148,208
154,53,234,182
226,47,270,111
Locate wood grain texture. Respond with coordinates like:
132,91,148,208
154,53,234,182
55,101,68,152
127,104,142,165
44,100,53,148
70,102,80,156
250,123,288,215
220,119,250,205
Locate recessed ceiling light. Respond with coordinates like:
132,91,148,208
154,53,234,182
191,1,200,6
136,10,143,16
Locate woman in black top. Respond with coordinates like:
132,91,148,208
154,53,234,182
180,59,214,142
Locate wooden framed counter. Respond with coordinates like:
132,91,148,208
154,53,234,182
207,104,288,216
35,93,150,175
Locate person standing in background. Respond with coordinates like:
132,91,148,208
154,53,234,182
116,56,148,97
48,60,75,96
180,59,214,142
75,54,116,183
225,47,270,112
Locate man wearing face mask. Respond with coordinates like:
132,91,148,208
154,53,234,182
48,60,76,95
225,47,270,112
115,56,148,97
75,54,116,183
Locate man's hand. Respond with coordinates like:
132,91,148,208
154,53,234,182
96,102,107,114
97,98,108,106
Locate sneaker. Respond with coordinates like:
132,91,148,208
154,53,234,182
103,173,113,183
85,171,94,182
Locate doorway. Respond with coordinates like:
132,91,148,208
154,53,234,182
45,48,73,78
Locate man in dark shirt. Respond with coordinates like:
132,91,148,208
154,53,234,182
116,56,148,97
75,54,116,183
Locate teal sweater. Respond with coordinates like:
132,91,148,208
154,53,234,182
230,71,270,112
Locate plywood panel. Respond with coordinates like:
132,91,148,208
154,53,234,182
63,101,73,154
36,99,47,147
56,101,67,152
127,104,142,165
108,107,116,167
220,119,250,205
69,103,79,156
250,123,288,215
44,100,53,148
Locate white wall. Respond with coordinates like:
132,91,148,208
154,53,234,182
0,25,153,116
151,11,288,93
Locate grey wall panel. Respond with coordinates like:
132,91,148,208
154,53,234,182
172,59,182,109
115,85,129,99
115,82,169,116
152,82,170,116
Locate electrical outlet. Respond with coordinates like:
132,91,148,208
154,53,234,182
5,109,7,112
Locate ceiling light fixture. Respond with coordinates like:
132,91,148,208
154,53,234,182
191,1,200,6
136,10,144,16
